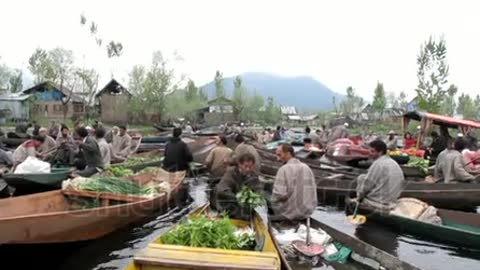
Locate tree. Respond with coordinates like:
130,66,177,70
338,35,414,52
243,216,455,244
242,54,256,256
441,84,458,116
232,76,246,120
214,70,225,98
198,88,208,102
262,96,281,124
242,90,264,122
386,92,399,109
0,59,13,91
340,86,364,115
185,79,199,102
75,68,99,117
415,36,450,113
372,81,386,114
457,93,477,119
80,14,123,59
28,47,75,85
128,65,146,96
8,69,23,93
398,91,408,109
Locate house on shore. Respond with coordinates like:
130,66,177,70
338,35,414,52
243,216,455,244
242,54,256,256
0,93,30,122
96,79,131,123
194,96,235,125
22,82,85,121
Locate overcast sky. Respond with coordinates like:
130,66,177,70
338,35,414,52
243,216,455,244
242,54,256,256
0,0,479,100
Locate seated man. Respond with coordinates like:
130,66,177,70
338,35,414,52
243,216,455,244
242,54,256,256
75,127,103,177
215,153,264,219
95,128,111,169
52,125,76,166
38,127,57,161
232,134,261,173
111,125,132,163
12,136,45,165
271,143,317,221
434,138,455,182
163,128,193,172
205,135,233,177
353,140,404,211
441,138,476,183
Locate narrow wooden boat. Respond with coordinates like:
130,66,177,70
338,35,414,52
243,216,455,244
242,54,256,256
0,168,185,244
125,204,283,270
2,168,72,195
0,137,28,148
307,216,419,269
141,136,171,144
357,205,480,249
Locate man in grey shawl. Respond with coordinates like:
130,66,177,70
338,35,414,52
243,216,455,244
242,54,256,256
111,125,132,163
353,140,404,211
329,123,349,143
441,138,476,183
271,143,317,221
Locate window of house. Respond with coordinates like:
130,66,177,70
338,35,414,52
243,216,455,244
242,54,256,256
73,104,84,113
53,104,62,112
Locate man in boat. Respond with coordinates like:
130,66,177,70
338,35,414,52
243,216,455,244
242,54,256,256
232,134,261,173
111,125,132,163
215,153,264,219
205,135,233,177
163,127,193,172
0,148,13,167
184,121,194,134
385,130,398,150
52,125,76,166
95,128,111,168
428,131,447,161
272,126,282,142
12,135,45,165
48,120,60,139
434,138,455,182
329,123,349,142
441,138,476,183
105,126,119,143
38,127,57,161
352,140,404,211
75,126,103,177
271,143,317,221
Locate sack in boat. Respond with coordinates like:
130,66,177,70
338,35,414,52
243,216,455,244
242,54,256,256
14,156,51,174
417,206,442,225
390,197,428,219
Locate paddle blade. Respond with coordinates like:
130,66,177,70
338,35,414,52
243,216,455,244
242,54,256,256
292,240,325,257
347,214,367,225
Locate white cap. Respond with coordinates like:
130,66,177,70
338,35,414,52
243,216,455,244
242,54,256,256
86,126,93,130
344,123,349,127
417,125,421,130
457,133,464,138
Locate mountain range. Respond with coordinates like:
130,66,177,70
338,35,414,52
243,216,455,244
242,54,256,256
201,72,343,111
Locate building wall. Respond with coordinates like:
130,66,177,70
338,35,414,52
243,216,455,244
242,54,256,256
100,93,129,123
0,100,29,120
31,101,84,120
205,112,235,125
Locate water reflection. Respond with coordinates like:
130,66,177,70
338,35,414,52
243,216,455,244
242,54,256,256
354,221,399,257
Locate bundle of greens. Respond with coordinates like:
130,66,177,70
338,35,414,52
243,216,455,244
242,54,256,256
160,215,256,250
236,186,264,210
407,156,430,173
105,166,134,177
122,156,162,167
78,176,154,195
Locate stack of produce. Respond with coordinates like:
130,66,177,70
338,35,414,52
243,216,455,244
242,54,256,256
122,156,162,167
67,176,156,196
160,215,256,250
407,156,429,173
236,186,264,210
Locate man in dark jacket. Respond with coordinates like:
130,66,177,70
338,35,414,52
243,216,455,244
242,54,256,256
429,131,447,160
75,126,103,177
163,128,193,172
215,153,264,220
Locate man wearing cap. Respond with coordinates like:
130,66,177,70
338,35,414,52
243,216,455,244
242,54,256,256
328,123,349,142
38,127,58,160
111,125,132,163
385,130,398,150
205,135,233,177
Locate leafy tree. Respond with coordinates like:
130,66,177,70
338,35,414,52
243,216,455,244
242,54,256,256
9,69,23,93
457,93,477,119
185,79,199,102
415,36,450,113
441,84,458,116
28,47,75,86
28,48,56,84
242,90,264,122
398,91,408,109
198,88,208,102
386,92,399,108
128,65,146,95
232,76,246,120
372,81,386,113
0,59,12,91
75,68,99,114
340,86,364,115
262,96,282,124
214,70,225,98
80,14,123,58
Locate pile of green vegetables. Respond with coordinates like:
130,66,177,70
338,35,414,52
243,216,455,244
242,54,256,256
105,166,134,177
236,186,264,210
160,215,256,250
122,156,161,167
78,176,154,195
407,156,430,173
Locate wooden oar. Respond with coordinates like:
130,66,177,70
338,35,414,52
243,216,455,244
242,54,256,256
292,217,325,257
347,201,367,225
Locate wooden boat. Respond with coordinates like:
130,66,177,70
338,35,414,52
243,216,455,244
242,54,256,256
152,124,174,132
141,135,171,144
305,216,419,269
356,204,480,249
125,204,283,270
0,137,27,148
2,168,72,195
0,168,185,244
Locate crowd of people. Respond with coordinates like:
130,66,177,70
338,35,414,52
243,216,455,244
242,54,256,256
0,121,133,177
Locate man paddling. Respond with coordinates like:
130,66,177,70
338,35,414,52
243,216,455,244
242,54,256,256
352,140,404,210
271,143,317,221
163,127,193,172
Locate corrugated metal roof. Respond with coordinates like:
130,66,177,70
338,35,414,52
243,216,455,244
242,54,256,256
280,106,297,115
0,93,31,101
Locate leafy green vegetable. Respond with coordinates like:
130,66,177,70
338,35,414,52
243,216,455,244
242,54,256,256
78,176,153,195
105,166,134,177
407,156,429,173
160,215,255,250
235,186,264,210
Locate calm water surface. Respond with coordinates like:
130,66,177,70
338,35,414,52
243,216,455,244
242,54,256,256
2,178,480,270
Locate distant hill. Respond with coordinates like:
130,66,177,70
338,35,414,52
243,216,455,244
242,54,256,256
201,72,343,111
